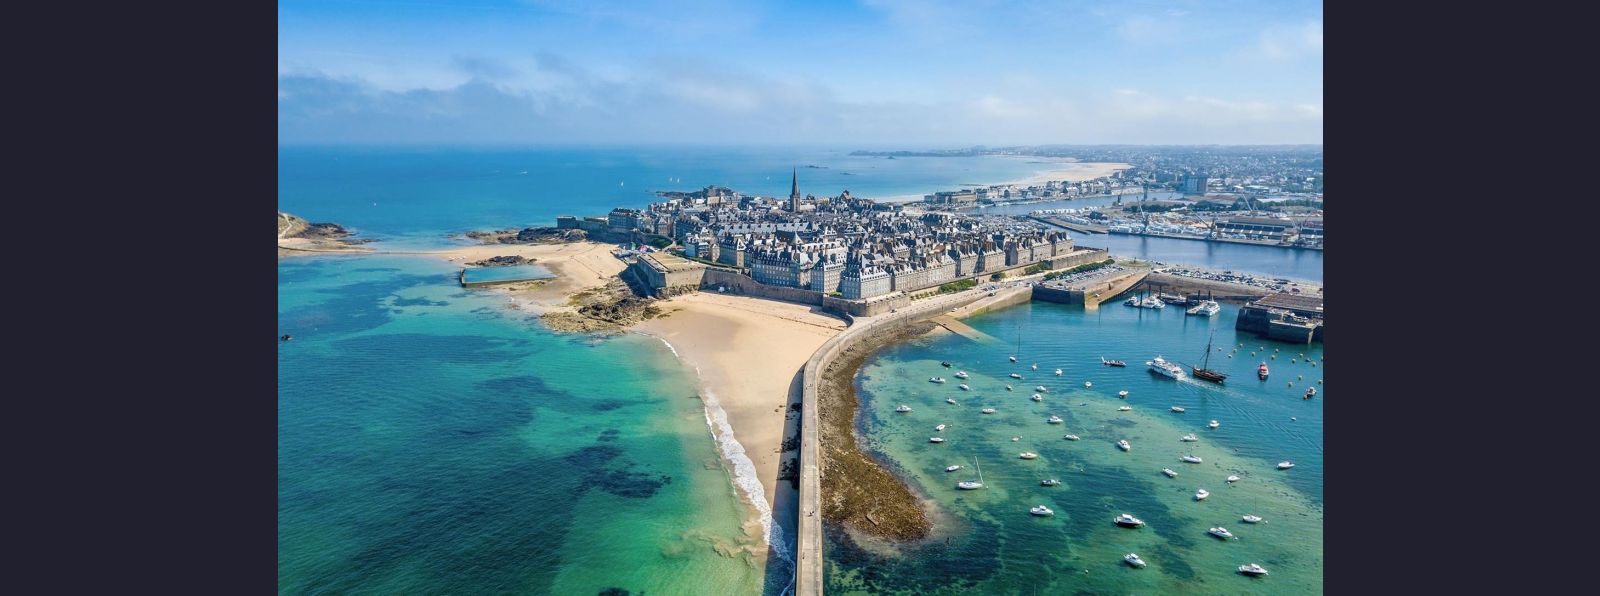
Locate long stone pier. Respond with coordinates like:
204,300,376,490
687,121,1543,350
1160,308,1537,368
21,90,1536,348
794,284,1033,595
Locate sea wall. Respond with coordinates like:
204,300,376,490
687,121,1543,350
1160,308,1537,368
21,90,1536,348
795,285,1032,596
701,268,824,306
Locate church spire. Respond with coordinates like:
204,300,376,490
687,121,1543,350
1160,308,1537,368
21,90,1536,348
790,167,800,201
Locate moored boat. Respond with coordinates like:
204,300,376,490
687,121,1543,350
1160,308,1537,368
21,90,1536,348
929,437,945,443
1195,489,1211,500
981,407,997,414
1114,513,1145,527
1181,455,1203,463
935,423,946,431
895,404,912,412
1029,505,1054,516
1227,475,1240,483
1242,515,1263,524
954,371,970,379
1124,553,1147,568
1209,526,1235,539
1162,468,1178,478
930,377,946,383
1186,300,1221,316
1102,356,1127,367
1118,390,1129,398
1062,434,1081,441
945,464,962,472
1047,415,1063,424
1040,478,1061,486
1035,385,1048,392
1239,563,1269,576
1117,439,1131,451
946,398,958,404
1258,362,1270,379
1054,368,1063,376
1010,373,1023,379
1031,393,1043,402
1207,420,1220,429
1118,406,1132,411
1277,461,1295,470
959,384,970,391
1019,452,1038,459
1180,434,1198,442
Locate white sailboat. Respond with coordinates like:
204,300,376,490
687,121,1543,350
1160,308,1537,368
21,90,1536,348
957,457,985,489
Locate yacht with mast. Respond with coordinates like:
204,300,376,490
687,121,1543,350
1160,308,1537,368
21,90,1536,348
957,457,985,490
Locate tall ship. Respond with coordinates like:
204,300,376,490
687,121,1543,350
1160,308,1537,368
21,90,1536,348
1190,331,1228,384
1147,356,1185,379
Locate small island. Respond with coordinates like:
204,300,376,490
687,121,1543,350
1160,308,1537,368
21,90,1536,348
277,211,373,256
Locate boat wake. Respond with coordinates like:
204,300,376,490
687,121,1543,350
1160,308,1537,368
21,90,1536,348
651,337,796,591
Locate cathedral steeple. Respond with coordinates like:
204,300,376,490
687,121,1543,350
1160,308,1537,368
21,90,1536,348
789,167,801,211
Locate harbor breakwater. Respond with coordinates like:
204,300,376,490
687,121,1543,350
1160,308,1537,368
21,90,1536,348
795,285,1033,595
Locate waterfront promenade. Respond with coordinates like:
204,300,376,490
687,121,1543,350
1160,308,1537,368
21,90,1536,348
795,283,1033,595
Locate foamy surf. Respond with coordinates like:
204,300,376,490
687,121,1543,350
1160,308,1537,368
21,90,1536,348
650,336,796,581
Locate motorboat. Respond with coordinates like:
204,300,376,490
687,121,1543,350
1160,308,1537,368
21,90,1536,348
1102,356,1127,367
1242,515,1263,524
945,465,962,472
957,457,985,489
1009,355,1018,362
1054,368,1063,376
1277,461,1295,470
1040,478,1061,486
1180,434,1198,442
1114,513,1145,527
929,377,946,383
1186,300,1221,317
1207,420,1220,429
1227,475,1240,483
1257,362,1269,379
1031,394,1043,402
1181,455,1203,463
1195,489,1211,500
1147,356,1185,379
1031,363,1038,370
954,371,970,379
1084,381,1093,388
1117,440,1132,451
1238,563,1269,576
1124,295,1141,307
896,405,912,412
1118,390,1129,398
1141,296,1166,309
1030,505,1054,516
1118,406,1132,411
1124,553,1147,568
935,424,946,431
1062,434,1080,441
1162,468,1178,478
946,398,958,405
1035,386,1048,392
1170,406,1186,413
1006,385,1013,391
1010,373,1023,379
959,384,970,391
1208,526,1234,539
982,408,997,414
1304,387,1317,399
1019,452,1039,459
941,361,952,368
1047,415,1063,424
929,437,945,443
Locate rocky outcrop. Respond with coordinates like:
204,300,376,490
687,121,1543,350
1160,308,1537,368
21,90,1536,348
467,255,537,267
463,227,589,245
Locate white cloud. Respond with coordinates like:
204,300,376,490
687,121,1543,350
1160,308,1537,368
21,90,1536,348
1258,20,1323,61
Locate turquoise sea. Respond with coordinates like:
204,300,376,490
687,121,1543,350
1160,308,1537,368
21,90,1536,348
279,146,1322,594
278,255,773,594
827,301,1323,594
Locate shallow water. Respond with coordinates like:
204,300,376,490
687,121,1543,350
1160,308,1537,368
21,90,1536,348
278,255,768,594
826,300,1323,594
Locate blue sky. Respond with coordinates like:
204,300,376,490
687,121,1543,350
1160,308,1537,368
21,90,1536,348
279,0,1322,145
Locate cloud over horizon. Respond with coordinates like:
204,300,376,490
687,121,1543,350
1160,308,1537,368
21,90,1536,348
279,1,1323,145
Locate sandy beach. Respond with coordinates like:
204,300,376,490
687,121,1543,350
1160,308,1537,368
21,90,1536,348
1004,157,1133,185
429,241,628,314
634,292,847,547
